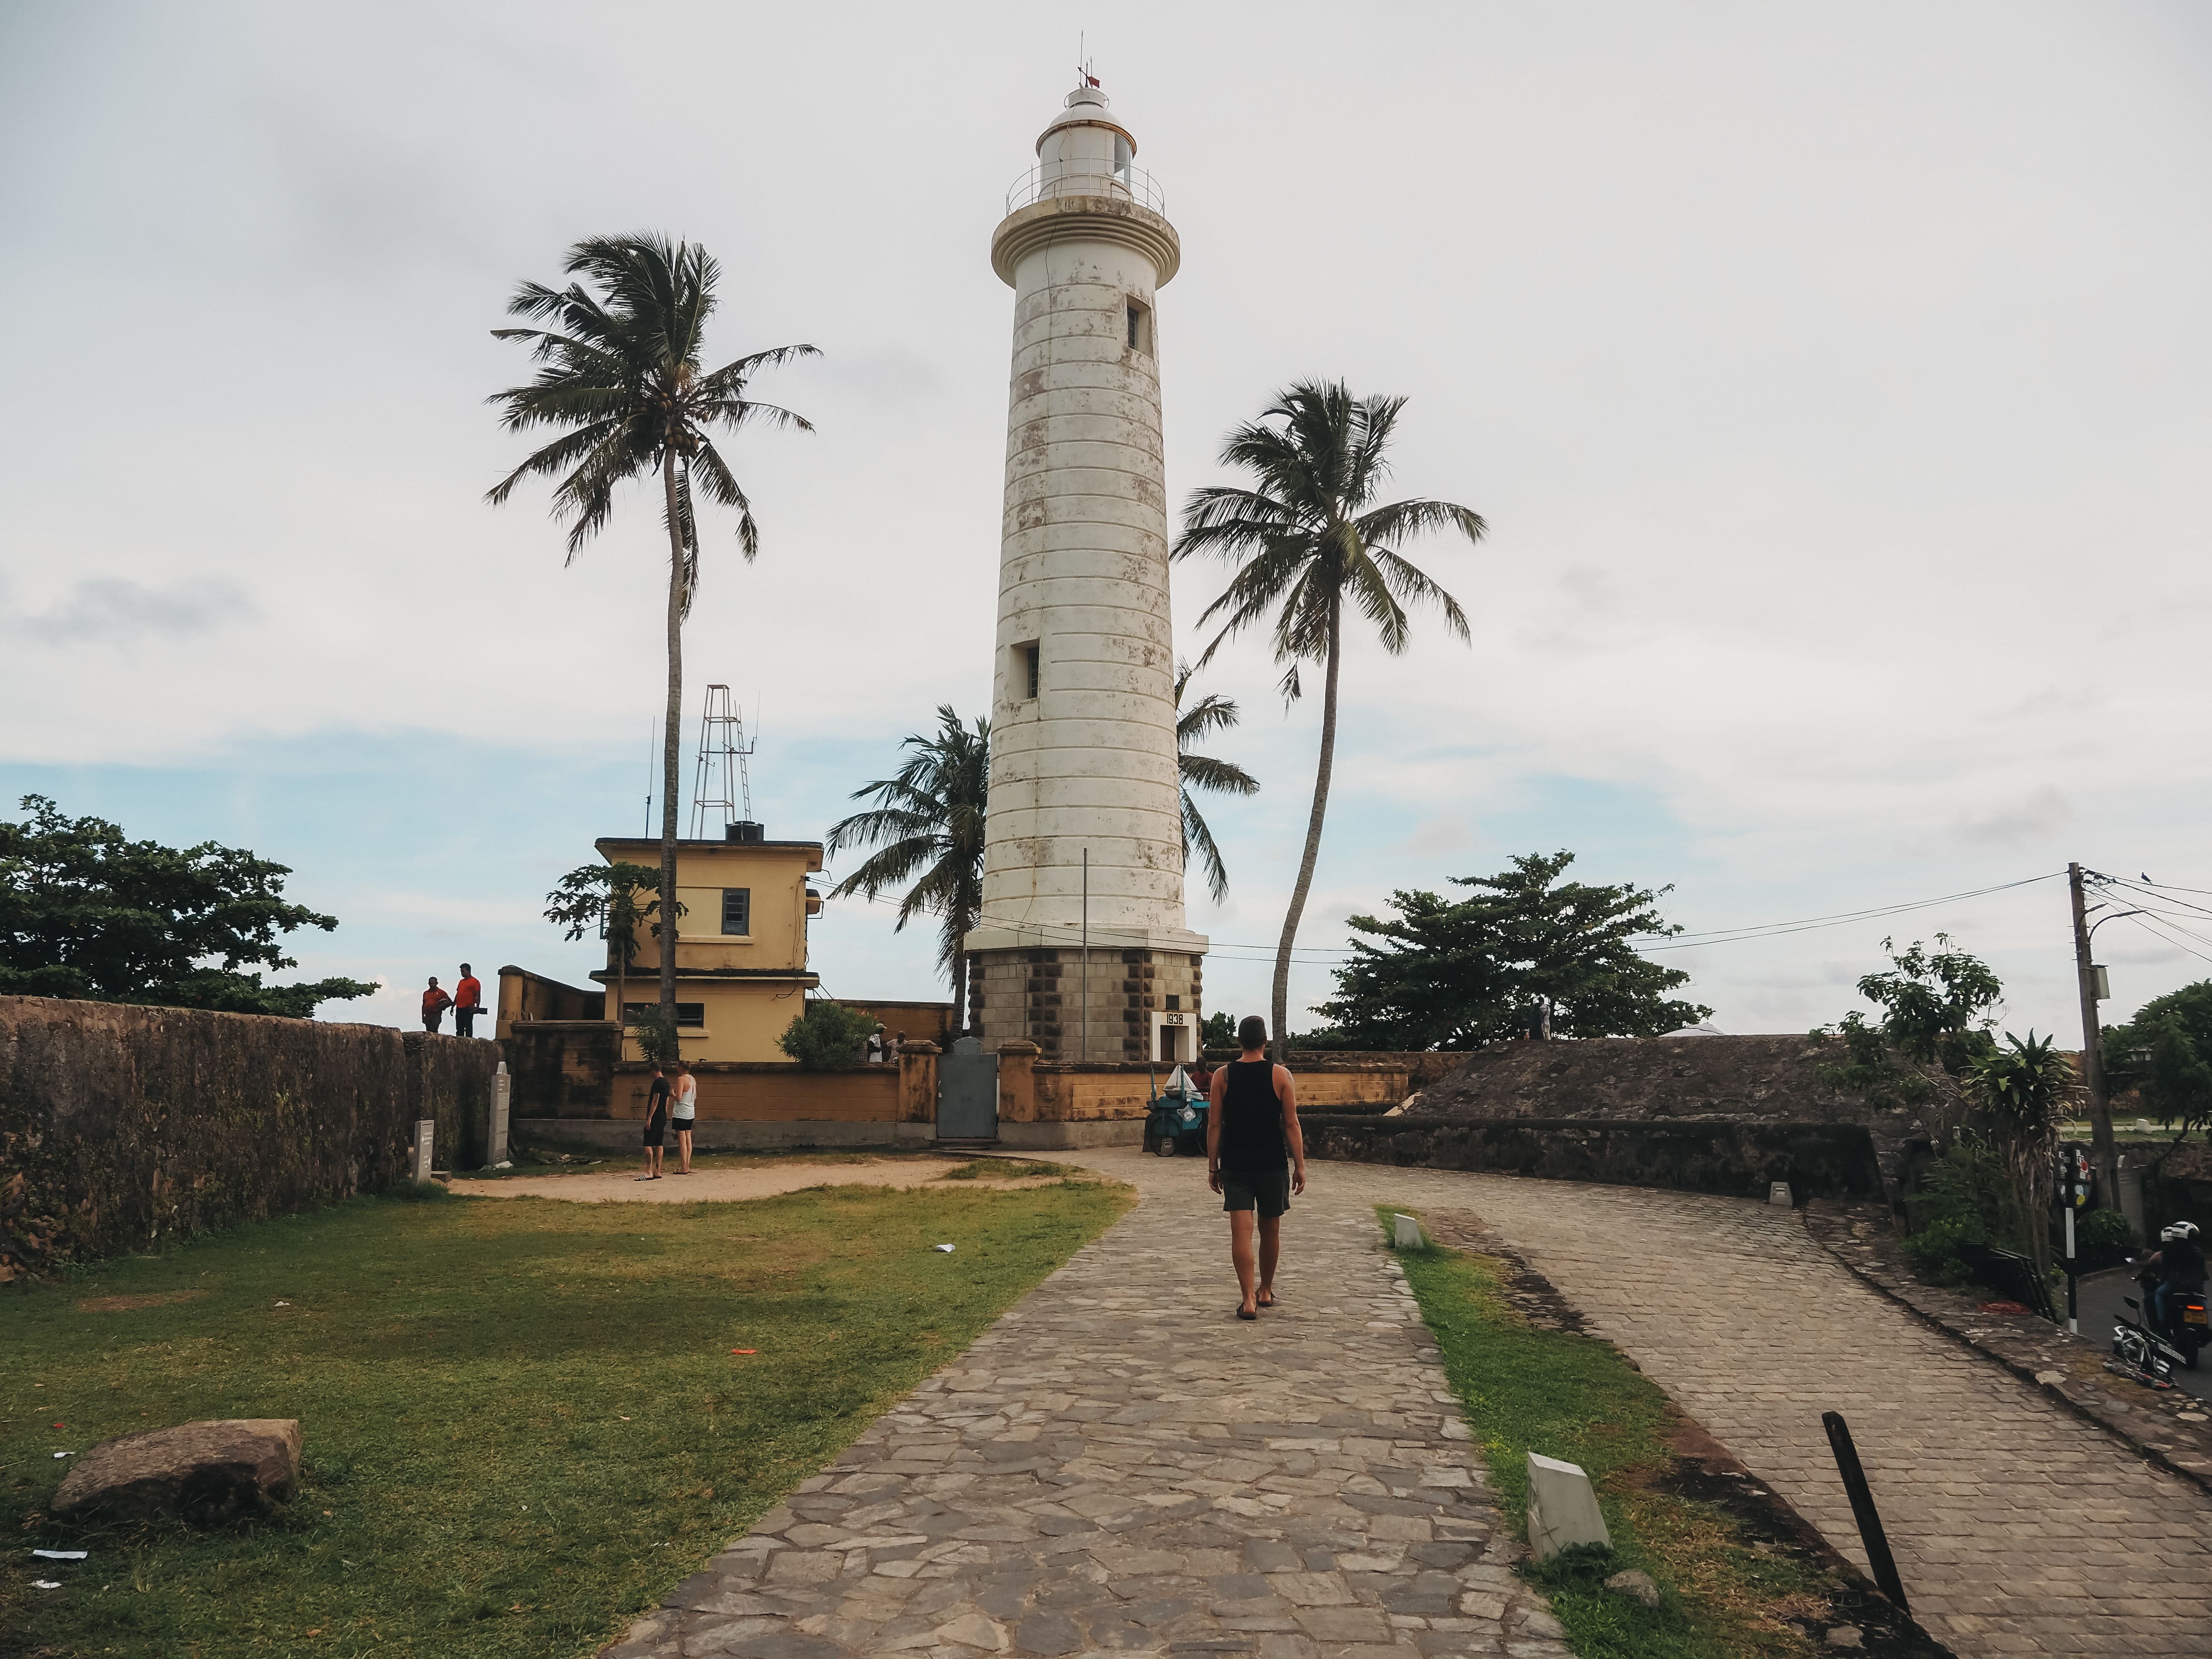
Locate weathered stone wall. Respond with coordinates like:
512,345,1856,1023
973,948,1201,1061
501,1020,619,1119
1305,1113,1888,1201
1413,1033,1932,1192
0,996,503,1278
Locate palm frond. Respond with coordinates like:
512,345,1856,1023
1179,753,1259,796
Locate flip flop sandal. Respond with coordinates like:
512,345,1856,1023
1236,1305,1258,1321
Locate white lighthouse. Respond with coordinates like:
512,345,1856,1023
965,80,1208,1064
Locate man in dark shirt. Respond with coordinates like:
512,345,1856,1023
2149,1222,2206,1328
1206,1015,1307,1321
636,1065,669,1182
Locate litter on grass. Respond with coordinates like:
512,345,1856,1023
32,1550,88,1560
730,1348,757,1355
934,1243,956,1253
33,1580,61,1590
52,1451,71,1459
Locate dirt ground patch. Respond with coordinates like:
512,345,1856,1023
73,1288,211,1312
447,1155,1077,1204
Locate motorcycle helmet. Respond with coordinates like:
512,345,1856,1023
2162,1222,2200,1244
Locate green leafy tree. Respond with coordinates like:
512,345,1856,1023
1963,1030,2080,1276
778,1000,876,1069
1174,380,1485,1059
1813,935,2002,1112
2104,981,2212,1139
1200,1010,1237,1050
1174,662,1258,904
1311,851,1711,1050
487,233,816,1033
825,707,990,1026
541,862,681,1045
0,795,375,1019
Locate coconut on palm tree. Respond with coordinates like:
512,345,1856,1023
486,233,816,1029
1173,379,1485,1059
824,706,991,1029
1175,661,1258,905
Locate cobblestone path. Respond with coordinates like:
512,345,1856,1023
1279,1155,2212,1659
602,1155,1566,1658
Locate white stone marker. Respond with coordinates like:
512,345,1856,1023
1392,1213,1423,1251
489,1062,511,1168
1526,1451,1611,1560
1768,1181,1793,1207
411,1119,434,1184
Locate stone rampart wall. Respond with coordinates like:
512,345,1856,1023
1304,1113,1887,1201
0,996,503,1278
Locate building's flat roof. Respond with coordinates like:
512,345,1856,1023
595,835,823,861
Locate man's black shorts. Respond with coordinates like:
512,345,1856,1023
1221,1170,1291,1219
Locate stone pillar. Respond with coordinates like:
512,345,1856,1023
898,1042,941,1126
996,1041,1040,1123
411,1120,434,1183
966,80,1207,1048
488,1061,511,1167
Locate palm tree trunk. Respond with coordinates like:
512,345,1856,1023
1272,600,1342,1064
659,451,685,1032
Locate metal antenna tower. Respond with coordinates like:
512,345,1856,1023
688,684,756,838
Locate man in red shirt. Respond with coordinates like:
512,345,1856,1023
422,977,453,1033
452,964,483,1038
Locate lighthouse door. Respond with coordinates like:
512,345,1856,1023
937,1035,999,1142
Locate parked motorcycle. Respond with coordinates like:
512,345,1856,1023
2110,1261,2209,1384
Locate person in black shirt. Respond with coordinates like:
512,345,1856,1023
2148,1222,2206,1329
637,1065,669,1182
1207,1015,1307,1321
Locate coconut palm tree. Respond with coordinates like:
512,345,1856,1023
1176,661,1258,905
486,233,816,1028
1173,379,1484,1059
824,706,991,1029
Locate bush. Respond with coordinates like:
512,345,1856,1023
1898,1214,1985,1285
777,1001,876,1069
2072,1206,2134,1270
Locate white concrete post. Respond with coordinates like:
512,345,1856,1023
489,1062,511,1168
1526,1452,1612,1560
411,1119,434,1184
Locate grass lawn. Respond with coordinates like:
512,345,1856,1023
2,1175,1130,1659
1383,1209,1923,1659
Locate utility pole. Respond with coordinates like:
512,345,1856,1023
2069,862,2118,1220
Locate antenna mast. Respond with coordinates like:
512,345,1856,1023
688,684,756,838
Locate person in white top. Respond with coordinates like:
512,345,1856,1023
669,1060,697,1174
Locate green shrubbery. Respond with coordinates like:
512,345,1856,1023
777,1000,876,1068
1901,1132,2018,1285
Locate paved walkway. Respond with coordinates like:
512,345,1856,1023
1292,1158,2212,1659
601,1153,1566,1658
606,1149,2212,1658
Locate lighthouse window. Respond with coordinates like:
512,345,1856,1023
1126,301,1150,354
1019,642,1040,700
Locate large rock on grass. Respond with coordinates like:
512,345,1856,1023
53,1419,301,1525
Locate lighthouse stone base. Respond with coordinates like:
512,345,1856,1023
970,945,1203,1064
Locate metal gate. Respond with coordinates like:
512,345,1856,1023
937,1035,999,1142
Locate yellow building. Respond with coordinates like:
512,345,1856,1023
591,829,825,1063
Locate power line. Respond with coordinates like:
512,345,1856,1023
823,870,2066,961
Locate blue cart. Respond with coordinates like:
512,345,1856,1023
1142,1067,1210,1157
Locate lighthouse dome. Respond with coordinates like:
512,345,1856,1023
1035,82,1137,182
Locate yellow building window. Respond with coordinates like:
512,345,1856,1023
721,888,751,935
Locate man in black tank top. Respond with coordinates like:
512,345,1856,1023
1207,1015,1308,1321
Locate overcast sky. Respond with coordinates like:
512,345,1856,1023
3,2,2208,1044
